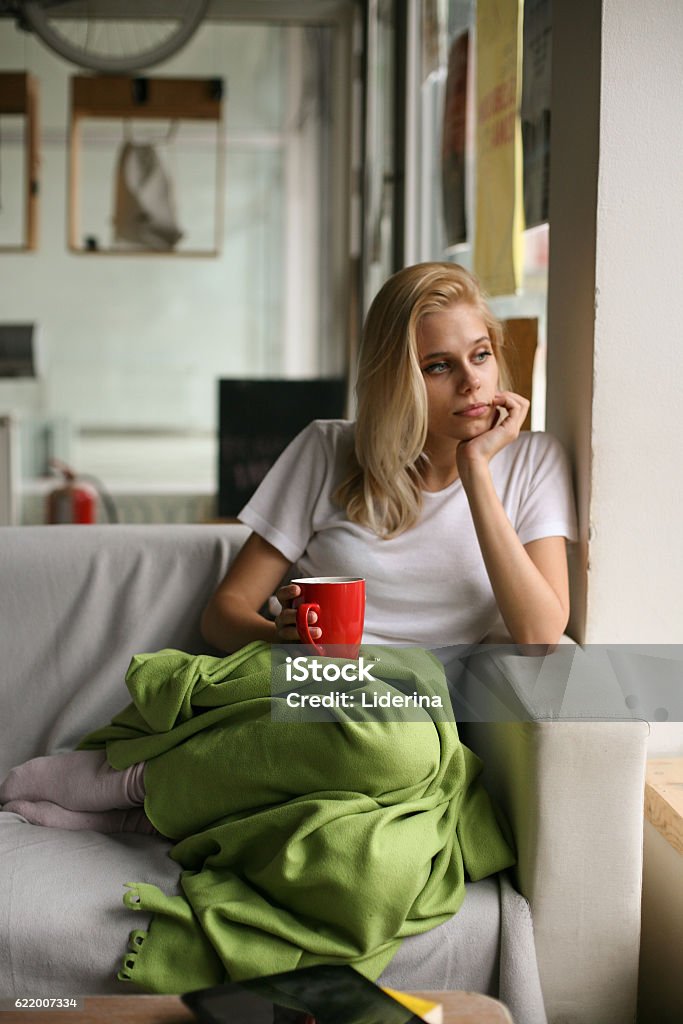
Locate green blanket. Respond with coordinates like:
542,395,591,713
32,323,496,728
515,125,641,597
80,641,515,994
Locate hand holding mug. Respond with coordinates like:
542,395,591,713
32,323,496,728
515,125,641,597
292,577,366,659
273,583,321,644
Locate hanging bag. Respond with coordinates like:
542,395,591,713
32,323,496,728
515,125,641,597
112,137,183,251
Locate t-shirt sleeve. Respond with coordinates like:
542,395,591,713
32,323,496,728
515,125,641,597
515,433,579,545
238,421,334,564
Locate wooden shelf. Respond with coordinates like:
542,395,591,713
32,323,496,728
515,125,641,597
71,75,223,122
68,248,220,259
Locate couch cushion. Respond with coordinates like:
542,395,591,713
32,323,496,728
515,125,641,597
0,525,249,774
0,809,502,997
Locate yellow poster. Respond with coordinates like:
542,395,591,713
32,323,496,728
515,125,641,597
474,0,524,296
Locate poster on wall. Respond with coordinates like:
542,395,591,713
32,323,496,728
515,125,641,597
521,0,552,227
474,0,524,296
441,30,469,247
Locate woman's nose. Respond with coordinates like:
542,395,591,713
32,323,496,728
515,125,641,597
458,368,481,392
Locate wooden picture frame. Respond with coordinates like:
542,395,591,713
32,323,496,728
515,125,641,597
0,72,39,252
68,75,225,257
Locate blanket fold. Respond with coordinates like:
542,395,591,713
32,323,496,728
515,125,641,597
80,641,514,993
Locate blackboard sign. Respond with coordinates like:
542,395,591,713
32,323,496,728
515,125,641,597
218,379,348,518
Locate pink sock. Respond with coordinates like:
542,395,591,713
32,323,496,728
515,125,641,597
0,750,145,811
2,799,158,835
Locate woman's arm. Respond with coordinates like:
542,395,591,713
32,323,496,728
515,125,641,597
460,462,569,644
200,533,319,654
457,392,570,645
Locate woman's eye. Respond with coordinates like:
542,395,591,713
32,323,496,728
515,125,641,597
473,349,493,363
423,361,449,375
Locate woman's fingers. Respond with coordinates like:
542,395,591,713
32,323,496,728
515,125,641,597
275,583,301,607
274,602,321,641
277,607,318,627
492,391,530,432
491,391,532,440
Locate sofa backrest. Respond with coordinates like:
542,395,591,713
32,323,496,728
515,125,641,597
0,524,250,774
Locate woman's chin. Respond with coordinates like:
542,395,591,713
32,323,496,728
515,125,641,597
456,416,496,439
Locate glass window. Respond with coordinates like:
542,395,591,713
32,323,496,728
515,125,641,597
412,0,550,430
0,15,351,522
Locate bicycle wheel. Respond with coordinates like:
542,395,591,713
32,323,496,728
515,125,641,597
21,0,210,73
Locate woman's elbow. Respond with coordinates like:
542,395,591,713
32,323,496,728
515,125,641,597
200,595,223,649
515,612,569,649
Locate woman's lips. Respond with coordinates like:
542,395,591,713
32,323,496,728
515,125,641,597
455,403,490,417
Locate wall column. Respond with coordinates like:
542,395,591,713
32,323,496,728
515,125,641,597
547,0,683,655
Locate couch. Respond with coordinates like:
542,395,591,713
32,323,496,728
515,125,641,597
0,525,648,1023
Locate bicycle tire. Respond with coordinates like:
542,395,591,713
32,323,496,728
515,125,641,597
20,0,210,73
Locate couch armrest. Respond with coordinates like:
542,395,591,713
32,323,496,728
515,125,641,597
460,717,648,1024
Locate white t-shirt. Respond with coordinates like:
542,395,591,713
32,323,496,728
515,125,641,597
239,420,578,647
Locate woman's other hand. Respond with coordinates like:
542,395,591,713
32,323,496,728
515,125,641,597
273,583,321,644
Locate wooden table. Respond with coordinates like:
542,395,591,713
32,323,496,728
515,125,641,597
0,992,513,1023
640,758,683,1020
645,757,683,855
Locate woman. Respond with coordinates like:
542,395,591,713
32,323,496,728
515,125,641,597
0,262,575,833
201,262,577,654
0,264,563,1002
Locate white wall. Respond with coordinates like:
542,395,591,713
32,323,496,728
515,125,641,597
547,0,683,754
0,23,287,433
591,0,683,648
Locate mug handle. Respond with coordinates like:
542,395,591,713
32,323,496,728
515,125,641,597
296,602,323,655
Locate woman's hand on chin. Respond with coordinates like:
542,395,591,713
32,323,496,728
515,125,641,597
456,390,530,478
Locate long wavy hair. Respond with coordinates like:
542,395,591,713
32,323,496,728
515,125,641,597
334,262,511,538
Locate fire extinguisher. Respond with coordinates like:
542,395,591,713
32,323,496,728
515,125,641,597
46,459,100,524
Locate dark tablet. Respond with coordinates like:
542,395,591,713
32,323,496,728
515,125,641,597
182,963,425,1024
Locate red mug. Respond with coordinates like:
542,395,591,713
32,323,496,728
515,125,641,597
292,577,366,659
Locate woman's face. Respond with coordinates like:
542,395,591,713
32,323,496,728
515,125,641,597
417,302,499,448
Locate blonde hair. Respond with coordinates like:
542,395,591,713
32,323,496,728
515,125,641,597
335,262,511,538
